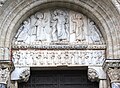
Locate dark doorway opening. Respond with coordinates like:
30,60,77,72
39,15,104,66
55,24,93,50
19,70,99,88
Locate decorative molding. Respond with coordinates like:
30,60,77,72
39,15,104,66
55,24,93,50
12,50,105,67
88,68,99,82
12,44,106,50
103,59,120,71
107,68,120,83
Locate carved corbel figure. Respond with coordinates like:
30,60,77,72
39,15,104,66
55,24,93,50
19,69,30,82
88,68,99,82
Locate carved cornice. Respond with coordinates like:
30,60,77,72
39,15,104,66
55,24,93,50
103,59,120,71
12,44,106,50
88,68,99,82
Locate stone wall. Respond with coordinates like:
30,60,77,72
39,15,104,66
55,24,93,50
0,0,119,88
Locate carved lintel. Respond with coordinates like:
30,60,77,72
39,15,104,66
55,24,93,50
107,67,120,83
12,50,105,67
88,68,99,82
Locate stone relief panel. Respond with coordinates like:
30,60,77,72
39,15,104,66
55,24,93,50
12,50,105,67
12,8,105,47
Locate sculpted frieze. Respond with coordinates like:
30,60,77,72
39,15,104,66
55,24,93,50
13,9,105,47
12,50,105,67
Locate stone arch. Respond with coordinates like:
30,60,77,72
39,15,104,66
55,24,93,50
0,0,119,60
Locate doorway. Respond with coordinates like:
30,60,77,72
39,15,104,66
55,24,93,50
18,70,99,88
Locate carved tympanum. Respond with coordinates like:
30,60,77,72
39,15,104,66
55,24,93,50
13,8,104,46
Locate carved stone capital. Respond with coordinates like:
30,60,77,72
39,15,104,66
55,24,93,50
107,67,120,83
0,60,13,85
0,67,10,84
103,59,120,71
88,68,99,82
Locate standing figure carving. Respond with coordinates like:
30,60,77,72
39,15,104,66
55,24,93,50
15,19,30,43
71,13,85,41
35,12,48,41
88,20,103,44
51,9,69,41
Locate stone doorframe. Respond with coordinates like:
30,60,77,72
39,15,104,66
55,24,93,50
0,0,119,88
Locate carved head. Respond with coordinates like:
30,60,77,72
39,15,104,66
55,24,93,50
36,12,44,19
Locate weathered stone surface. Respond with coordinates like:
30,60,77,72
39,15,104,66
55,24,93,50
0,0,119,88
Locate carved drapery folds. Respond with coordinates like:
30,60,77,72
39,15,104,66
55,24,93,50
88,68,99,82
12,8,105,47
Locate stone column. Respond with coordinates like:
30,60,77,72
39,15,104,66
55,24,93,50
99,79,107,88
107,68,120,88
